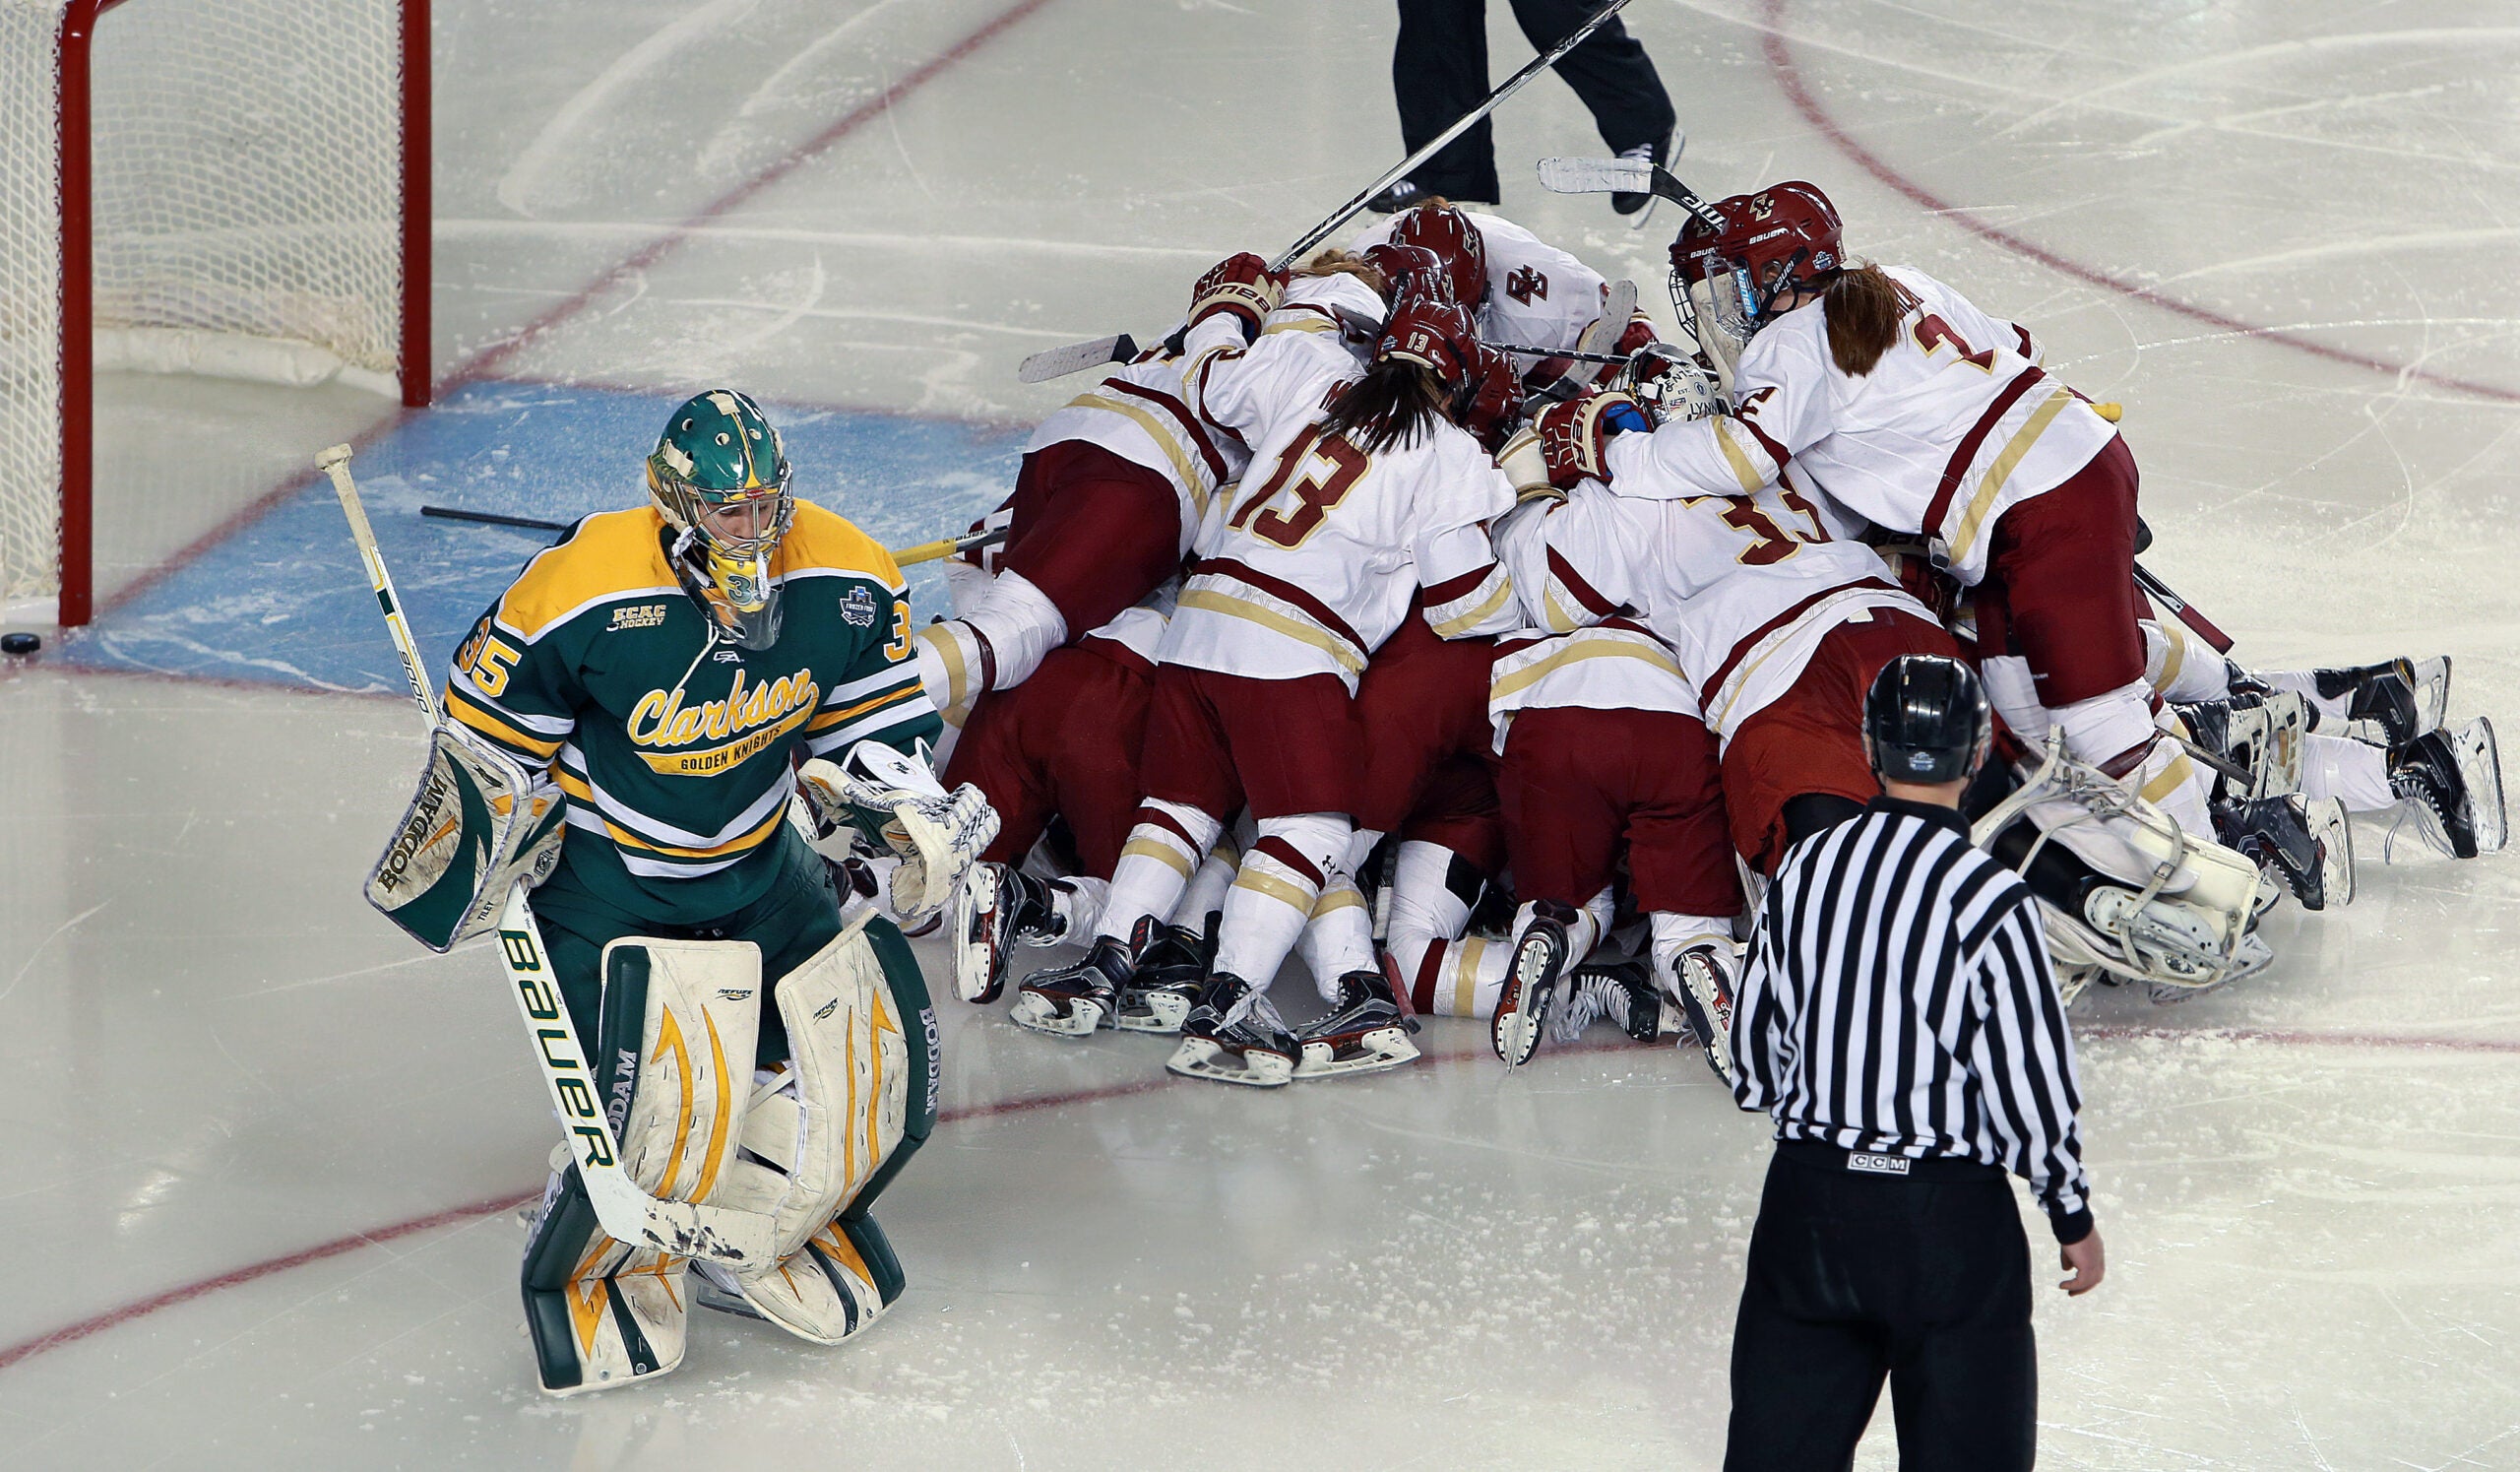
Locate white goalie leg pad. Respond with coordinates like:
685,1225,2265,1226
962,568,1068,692
1974,738,2270,999
703,926,913,1345
521,938,766,1396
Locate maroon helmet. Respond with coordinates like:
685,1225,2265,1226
1670,181,1844,343
1387,203,1488,307
1360,242,1448,306
1375,288,1482,392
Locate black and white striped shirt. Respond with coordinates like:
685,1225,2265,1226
1730,795,2093,1242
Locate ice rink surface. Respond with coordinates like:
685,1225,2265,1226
4,0,2518,1465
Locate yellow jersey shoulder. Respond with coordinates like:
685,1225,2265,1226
496,507,680,641
779,500,905,590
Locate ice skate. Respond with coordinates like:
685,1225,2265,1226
1492,909,1570,1068
1166,974,1296,1088
1669,941,1739,1081
1009,935,1128,1037
1293,968,1419,1079
2313,658,2425,746
1555,958,1675,1045
1117,918,1210,1034
952,862,1061,1004
2389,717,2504,859
2215,795,2351,911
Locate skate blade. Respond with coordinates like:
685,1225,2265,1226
1293,1027,1419,1079
2461,717,2505,853
1113,991,1193,1034
952,883,1005,1004
2309,798,2355,909
1166,1036,1292,1087
1008,992,1109,1038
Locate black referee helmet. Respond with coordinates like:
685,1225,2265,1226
1863,654,1992,785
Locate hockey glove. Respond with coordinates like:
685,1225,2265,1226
1535,391,1653,490
1457,339,1522,453
798,741,999,923
1188,252,1289,339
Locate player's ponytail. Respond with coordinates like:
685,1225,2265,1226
1823,263,1920,376
1318,361,1449,453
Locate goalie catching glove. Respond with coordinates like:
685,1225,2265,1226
797,740,998,922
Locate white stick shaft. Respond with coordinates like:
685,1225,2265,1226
317,444,439,729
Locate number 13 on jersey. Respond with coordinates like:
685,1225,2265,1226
1228,426,1368,549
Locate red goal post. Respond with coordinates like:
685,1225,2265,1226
3,0,431,628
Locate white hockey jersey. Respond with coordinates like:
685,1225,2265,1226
1024,344,1253,554
1163,275,1518,689
1484,620,1700,754
1604,266,2117,584
1353,210,1609,382
1496,477,1928,744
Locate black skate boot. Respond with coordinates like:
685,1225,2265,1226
2390,719,2504,859
1009,935,1129,1038
1667,940,1740,1082
1117,915,1212,1035
1492,902,1575,1068
1612,130,1677,224
952,862,1064,1004
2313,659,2423,746
1166,974,1296,1088
2213,795,2351,911
1560,958,1672,1045
1293,966,1420,1079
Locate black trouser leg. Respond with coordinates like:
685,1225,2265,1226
1504,0,1675,154
1726,1150,2039,1472
1393,0,1503,202
1725,1158,1890,1472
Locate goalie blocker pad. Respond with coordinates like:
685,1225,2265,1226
367,725,563,952
522,938,766,1396
701,919,938,1346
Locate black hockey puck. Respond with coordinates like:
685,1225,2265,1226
1,632,40,656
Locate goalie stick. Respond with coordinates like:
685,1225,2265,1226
320,444,779,1267
1018,0,1642,385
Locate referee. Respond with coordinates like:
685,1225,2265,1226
1723,655,2105,1472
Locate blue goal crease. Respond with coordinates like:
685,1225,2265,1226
58,381,1027,696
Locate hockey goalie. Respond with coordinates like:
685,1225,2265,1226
362,390,995,1394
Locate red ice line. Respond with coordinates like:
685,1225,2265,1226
3,1025,2512,1375
1756,0,2520,406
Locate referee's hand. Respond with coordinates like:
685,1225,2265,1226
2058,1230,2107,1296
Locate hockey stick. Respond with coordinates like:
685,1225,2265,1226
2132,562,2236,654
1536,156,1727,231
419,502,1008,567
1017,0,1641,384
318,444,779,1267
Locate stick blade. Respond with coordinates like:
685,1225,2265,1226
1017,333,1138,384
1537,156,1652,195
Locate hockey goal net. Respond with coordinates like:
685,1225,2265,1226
0,0,429,626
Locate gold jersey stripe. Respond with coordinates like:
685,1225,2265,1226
1069,392,1218,513
1429,575,1513,639
1715,418,1768,493
447,687,563,758
808,683,922,734
1490,632,1684,702
2140,752,2197,806
1175,588,1367,673
1946,387,2074,567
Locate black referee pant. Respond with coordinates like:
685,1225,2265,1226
1393,0,1675,203
1726,1143,2038,1472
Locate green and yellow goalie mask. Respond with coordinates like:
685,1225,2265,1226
647,389,795,650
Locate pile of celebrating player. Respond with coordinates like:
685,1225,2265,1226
915,187,2507,1088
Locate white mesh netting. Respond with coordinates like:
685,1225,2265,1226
0,0,409,608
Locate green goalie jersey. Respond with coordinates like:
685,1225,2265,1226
444,500,940,926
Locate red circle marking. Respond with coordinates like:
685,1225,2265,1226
1757,0,2520,405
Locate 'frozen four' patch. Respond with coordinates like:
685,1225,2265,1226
841,587,878,627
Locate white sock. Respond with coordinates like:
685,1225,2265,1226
1096,799,1220,947
2304,733,2396,812
1214,812,1351,989
962,569,1067,692
1300,876,1377,999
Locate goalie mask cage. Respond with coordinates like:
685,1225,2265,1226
1,0,430,627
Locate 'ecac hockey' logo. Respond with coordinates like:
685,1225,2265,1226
1506,266,1548,305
